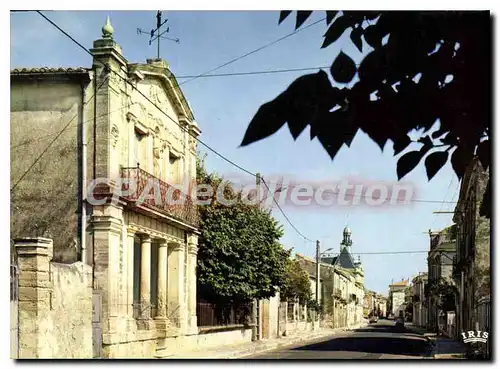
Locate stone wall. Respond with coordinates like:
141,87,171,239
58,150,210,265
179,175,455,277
15,237,92,359
11,77,91,263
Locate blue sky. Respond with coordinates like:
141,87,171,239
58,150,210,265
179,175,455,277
10,10,460,295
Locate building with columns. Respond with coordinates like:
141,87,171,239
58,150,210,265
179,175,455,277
11,17,201,357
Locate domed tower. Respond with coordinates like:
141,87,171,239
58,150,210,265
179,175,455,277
340,226,352,252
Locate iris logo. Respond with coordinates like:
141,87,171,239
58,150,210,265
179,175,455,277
461,331,489,344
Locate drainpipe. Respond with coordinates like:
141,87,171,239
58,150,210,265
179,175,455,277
80,81,87,264
92,67,97,288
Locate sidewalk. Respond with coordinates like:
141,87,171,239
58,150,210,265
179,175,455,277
431,337,467,359
405,324,466,359
165,324,366,359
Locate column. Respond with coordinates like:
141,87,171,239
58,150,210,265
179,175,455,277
155,240,169,329
91,208,122,334
187,234,198,334
167,242,185,332
139,235,151,322
15,237,53,359
126,230,135,318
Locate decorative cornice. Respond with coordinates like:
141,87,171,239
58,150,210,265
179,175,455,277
127,223,183,244
90,216,123,234
128,65,195,123
168,242,184,252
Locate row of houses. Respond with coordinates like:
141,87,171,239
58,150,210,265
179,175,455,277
411,157,490,348
295,226,367,329
363,290,388,319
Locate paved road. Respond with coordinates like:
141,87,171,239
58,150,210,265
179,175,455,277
247,319,433,359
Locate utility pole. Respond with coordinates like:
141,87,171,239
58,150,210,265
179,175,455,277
316,240,320,305
315,240,321,328
252,172,261,341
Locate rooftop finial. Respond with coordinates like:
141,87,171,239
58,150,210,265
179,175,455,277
102,16,114,39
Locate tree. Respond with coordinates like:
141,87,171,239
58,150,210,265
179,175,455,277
429,277,458,312
241,11,490,218
196,158,290,302
280,258,313,303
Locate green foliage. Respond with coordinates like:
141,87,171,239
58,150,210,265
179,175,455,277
306,299,324,315
242,11,490,219
429,278,458,312
196,158,290,302
280,258,313,303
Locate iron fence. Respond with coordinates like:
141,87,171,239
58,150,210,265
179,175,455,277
477,296,491,358
197,302,252,327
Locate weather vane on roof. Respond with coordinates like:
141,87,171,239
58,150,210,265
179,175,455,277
137,11,180,59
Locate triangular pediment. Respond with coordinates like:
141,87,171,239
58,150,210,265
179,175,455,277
128,62,196,124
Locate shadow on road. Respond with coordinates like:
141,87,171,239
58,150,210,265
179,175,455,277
356,324,424,337
290,337,431,357
290,325,432,357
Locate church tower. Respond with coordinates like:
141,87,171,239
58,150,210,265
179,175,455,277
340,226,352,252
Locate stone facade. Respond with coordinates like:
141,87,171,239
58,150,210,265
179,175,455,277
411,273,428,327
11,68,91,263
388,280,408,317
296,253,365,329
427,225,456,331
453,157,490,338
14,237,92,358
363,290,386,318
11,18,201,358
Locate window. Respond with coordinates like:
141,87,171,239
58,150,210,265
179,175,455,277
134,132,147,168
169,152,180,184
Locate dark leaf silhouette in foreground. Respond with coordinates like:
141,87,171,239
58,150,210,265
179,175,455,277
242,11,491,217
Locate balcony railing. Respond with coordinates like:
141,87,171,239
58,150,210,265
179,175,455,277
120,167,199,228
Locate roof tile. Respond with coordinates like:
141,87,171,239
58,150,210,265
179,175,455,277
11,67,88,74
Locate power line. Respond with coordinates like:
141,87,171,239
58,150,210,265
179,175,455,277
174,16,327,87
175,66,330,79
35,11,316,243
430,178,455,230
144,16,328,104
321,250,429,256
261,177,315,243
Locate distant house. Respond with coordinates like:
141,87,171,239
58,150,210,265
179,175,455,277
388,279,408,317
412,273,428,328
320,226,365,327
427,225,456,331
